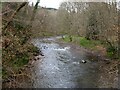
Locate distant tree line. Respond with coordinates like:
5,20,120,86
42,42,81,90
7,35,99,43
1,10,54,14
56,1,119,59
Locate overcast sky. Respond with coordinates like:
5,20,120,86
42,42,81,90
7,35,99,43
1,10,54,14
28,0,120,9
28,0,64,9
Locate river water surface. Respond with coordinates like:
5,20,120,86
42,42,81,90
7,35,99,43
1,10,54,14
31,36,101,88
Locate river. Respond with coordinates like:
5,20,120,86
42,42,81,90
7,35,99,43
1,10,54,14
31,36,101,88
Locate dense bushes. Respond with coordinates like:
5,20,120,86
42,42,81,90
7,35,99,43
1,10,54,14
2,2,40,80
2,24,39,78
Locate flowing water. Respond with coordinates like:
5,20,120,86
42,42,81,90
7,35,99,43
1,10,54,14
31,36,100,88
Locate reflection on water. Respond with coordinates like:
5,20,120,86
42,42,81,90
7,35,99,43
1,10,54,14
31,37,100,88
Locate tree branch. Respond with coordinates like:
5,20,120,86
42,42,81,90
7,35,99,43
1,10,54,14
2,2,27,30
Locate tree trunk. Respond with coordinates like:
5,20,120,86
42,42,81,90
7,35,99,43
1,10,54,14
24,0,40,41
118,10,120,58
29,0,40,26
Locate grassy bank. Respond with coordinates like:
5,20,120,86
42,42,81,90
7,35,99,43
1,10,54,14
61,35,118,59
63,36,101,48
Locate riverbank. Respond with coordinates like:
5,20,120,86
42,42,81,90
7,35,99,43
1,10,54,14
60,35,120,59
2,36,119,88
2,41,43,88
59,36,119,88
2,53,44,88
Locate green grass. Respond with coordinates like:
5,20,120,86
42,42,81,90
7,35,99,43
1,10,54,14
62,35,119,59
79,37,101,49
62,36,71,42
62,35,101,49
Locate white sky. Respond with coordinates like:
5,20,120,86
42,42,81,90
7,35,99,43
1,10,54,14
28,0,64,9
28,0,120,9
